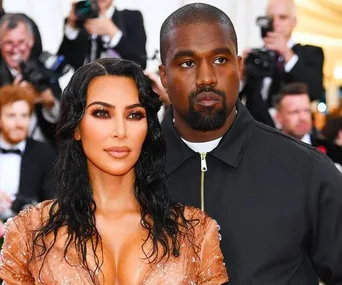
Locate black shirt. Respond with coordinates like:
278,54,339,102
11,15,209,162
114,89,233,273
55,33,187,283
162,100,342,285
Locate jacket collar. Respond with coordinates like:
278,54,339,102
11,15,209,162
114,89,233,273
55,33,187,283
162,100,256,174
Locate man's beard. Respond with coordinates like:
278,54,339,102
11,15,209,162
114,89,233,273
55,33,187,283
187,87,228,131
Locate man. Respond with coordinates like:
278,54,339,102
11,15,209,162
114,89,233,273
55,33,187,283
58,0,147,70
241,0,324,127
158,3,342,285
0,85,56,219
275,82,313,143
275,82,342,167
0,0,43,60
0,14,61,149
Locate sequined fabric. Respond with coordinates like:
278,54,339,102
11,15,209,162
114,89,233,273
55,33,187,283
0,201,228,284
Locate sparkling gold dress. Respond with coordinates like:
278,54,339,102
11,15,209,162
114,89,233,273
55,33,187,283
0,201,228,284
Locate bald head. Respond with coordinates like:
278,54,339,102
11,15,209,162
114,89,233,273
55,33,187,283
159,3,238,64
267,0,296,17
266,0,297,39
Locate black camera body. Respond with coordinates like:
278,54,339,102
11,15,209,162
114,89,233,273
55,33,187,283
245,16,278,78
245,48,277,78
75,0,100,26
20,52,71,92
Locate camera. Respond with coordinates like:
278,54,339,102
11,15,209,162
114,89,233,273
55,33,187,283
74,0,99,25
20,51,71,92
256,16,273,39
245,48,277,78
244,16,277,78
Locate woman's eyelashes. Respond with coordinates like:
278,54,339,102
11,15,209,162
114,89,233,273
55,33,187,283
91,107,110,118
90,107,146,120
127,110,146,120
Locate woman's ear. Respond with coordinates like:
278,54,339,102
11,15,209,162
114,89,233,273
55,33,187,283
74,127,81,141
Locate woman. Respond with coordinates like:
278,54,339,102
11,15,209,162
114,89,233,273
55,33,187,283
0,58,228,284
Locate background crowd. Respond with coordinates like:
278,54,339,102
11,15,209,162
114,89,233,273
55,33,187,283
0,0,341,284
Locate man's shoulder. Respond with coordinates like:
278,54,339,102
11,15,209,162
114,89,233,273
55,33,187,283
252,121,333,164
294,43,323,55
25,138,56,157
118,9,143,18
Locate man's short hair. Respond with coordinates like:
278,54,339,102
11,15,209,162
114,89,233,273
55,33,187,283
160,3,238,64
0,13,33,38
275,82,309,109
321,117,342,143
0,85,35,115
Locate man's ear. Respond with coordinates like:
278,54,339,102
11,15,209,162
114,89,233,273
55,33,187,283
292,16,297,30
74,127,81,141
28,34,34,49
159,64,167,92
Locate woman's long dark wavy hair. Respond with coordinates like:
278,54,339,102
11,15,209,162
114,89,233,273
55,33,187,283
31,58,194,283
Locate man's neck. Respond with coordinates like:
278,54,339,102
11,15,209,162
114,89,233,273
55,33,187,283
0,135,26,149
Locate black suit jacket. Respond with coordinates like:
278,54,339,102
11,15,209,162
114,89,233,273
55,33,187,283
0,60,61,148
241,44,324,127
58,9,147,70
11,138,56,214
311,134,342,165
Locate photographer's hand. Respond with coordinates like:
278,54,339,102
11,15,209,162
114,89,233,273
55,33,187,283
241,48,252,81
264,32,294,63
36,88,56,110
13,74,23,86
0,191,12,215
84,18,119,37
144,72,170,107
67,3,78,29
17,80,55,110
16,79,39,98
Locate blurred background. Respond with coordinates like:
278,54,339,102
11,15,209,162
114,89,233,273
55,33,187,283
3,0,342,123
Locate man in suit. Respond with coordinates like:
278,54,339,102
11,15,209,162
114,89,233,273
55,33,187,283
241,0,324,127
0,14,61,149
275,82,342,167
58,0,147,70
0,85,56,219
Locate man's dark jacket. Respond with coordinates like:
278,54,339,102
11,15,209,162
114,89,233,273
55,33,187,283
162,100,342,285
58,9,147,70
242,44,324,127
0,60,61,148
10,138,56,214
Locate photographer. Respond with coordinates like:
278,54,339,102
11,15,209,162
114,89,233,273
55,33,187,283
0,14,61,149
240,0,324,127
58,0,147,70
0,0,42,61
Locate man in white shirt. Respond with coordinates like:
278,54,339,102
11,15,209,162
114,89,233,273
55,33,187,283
0,14,61,148
0,85,56,219
58,0,147,70
240,0,324,127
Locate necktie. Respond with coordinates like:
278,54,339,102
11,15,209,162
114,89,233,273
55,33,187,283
277,56,285,76
0,148,21,155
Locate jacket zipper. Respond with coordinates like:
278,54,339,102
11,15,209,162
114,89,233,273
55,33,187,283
200,153,207,211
